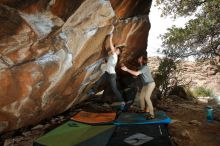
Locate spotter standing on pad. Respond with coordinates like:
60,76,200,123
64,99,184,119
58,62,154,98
121,55,155,118
88,25,125,110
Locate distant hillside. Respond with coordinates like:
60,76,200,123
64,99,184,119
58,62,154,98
148,57,220,96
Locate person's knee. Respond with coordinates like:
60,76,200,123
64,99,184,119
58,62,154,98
145,96,151,102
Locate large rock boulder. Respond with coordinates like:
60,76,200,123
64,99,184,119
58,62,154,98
0,0,152,133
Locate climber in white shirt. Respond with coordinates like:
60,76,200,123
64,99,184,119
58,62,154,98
88,25,125,111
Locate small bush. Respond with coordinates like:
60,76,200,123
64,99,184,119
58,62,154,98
154,58,177,98
192,87,213,97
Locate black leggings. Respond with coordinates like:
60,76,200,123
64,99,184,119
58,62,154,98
93,72,124,102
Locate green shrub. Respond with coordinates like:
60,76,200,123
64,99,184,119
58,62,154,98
154,57,178,98
192,87,213,97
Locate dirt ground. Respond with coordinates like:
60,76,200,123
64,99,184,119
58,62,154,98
1,96,220,146
159,96,220,146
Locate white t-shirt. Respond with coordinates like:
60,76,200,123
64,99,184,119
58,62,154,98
106,53,118,74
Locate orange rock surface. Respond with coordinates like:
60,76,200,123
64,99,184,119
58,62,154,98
0,0,152,132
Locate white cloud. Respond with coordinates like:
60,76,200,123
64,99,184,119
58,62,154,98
148,1,190,56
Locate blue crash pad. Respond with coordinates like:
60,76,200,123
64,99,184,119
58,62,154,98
114,111,171,125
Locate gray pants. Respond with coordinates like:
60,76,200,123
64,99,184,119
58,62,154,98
93,72,124,102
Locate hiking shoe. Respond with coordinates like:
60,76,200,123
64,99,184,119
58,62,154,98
87,89,95,96
119,102,126,111
145,114,155,120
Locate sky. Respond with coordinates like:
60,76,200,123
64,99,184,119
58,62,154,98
147,1,189,56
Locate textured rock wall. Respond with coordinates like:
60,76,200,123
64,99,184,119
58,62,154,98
0,0,152,133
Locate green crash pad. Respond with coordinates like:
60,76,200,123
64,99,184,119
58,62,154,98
34,121,115,146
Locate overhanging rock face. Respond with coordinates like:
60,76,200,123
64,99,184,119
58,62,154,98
0,0,152,133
